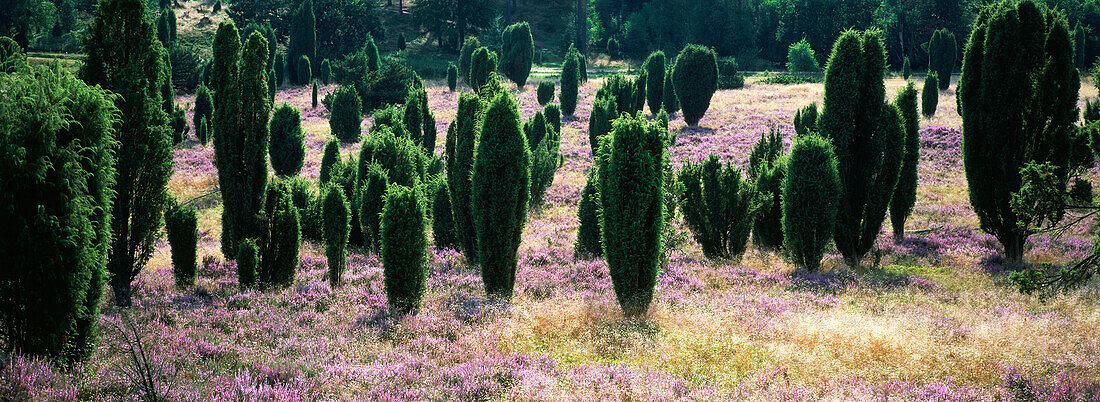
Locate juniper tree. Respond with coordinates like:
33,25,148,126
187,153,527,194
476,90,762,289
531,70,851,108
957,0,1079,263
321,183,350,287
359,163,388,252
922,72,938,118
287,0,316,84
431,177,460,250
749,129,786,250
679,156,758,259
891,82,920,240
270,103,305,177
459,36,481,84
544,103,561,135
320,58,331,84
472,92,530,299
82,0,174,306
258,180,300,287
381,184,427,314
662,67,679,114
673,44,718,126
902,56,911,80
926,28,956,91
319,138,340,184
312,81,318,108
447,93,482,263
211,22,272,259
793,103,818,136
574,169,603,258
599,112,667,319
237,239,258,288
783,135,841,271
447,62,458,91
0,65,118,363
645,51,665,115
588,96,616,156
298,55,312,84
537,80,554,106
165,201,198,289
501,21,533,88
194,83,213,137
329,85,362,142
560,45,580,116
818,29,904,268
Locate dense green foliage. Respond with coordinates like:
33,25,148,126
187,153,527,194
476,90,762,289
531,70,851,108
329,85,362,142
470,47,497,93
673,44,718,126
891,82,921,240
82,0,174,307
544,103,561,135
957,0,1079,263
782,135,841,272
431,178,460,250
321,183,350,287
237,239,258,288
597,74,637,116
359,162,388,253
447,63,458,91
382,184,427,314
258,181,301,287
448,94,481,263
459,36,481,85
902,57,911,80
270,103,305,177
786,38,820,72
926,28,956,91
320,58,331,84
287,0,316,85
472,92,530,299
817,29,904,267
588,96,615,156
716,57,744,90
644,51,665,115
312,81,318,108
165,202,198,289
632,71,648,113
598,112,667,319
537,80,554,106
0,65,117,363
922,72,938,118
680,156,758,259
194,83,213,139
319,138,340,184
500,21,533,88
662,67,679,114
560,45,580,116
750,129,787,250
529,113,561,207
575,170,603,258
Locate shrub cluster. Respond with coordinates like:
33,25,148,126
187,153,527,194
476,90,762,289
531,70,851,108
793,103,818,136
679,156,758,259
447,93,483,263
716,57,745,90
926,28,956,91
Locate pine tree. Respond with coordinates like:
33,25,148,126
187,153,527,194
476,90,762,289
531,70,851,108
211,22,272,259
82,0,175,306
891,82,920,240
957,0,1079,263
818,29,904,268
472,92,530,299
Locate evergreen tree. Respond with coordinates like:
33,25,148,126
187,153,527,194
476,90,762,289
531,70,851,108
319,138,340,184
320,58,331,84
500,21,533,88
82,0,174,306
645,51,665,115
194,83,213,138
901,56,911,80
537,80,554,106
288,0,316,85
599,112,667,319
237,239,258,288
544,103,561,135
165,201,198,289
817,29,904,268
359,163,388,253
679,156,758,259
447,93,482,264
673,44,718,126
322,183,350,287
560,45,580,116
270,103,305,177
0,65,118,363
957,0,1079,263
459,36,482,85
891,82,920,240
382,184,427,314
298,55,312,84
210,22,272,259
574,169,603,258
922,72,938,118
750,129,787,250
432,178,460,250
312,80,318,108
662,67,679,114
783,135,841,272
793,103,818,136
329,85,362,142
588,96,616,156
258,180,300,287
447,62,458,91
472,92,530,299
926,28,956,91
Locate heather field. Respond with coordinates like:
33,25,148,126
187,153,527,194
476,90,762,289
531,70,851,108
6,76,1100,401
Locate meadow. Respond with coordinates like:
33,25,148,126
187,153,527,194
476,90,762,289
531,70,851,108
5,72,1100,400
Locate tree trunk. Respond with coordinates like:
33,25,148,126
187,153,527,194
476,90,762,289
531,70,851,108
111,275,132,307
1002,233,1026,265
893,227,904,243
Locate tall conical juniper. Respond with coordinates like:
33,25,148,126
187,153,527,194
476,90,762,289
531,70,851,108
891,82,920,240
817,29,904,268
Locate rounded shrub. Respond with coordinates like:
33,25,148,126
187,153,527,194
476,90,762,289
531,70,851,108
270,103,306,177
679,155,758,259
501,21,534,88
921,72,938,118
329,85,362,143
165,202,199,289
673,44,718,126
322,183,351,287
320,58,331,84
237,239,259,288
382,184,428,314
447,63,458,91
298,55,312,85
782,135,840,272
644,51,665,115
459,36,482,85
560,46,580,116
891,82,920,240
537,80,555,106
786,38,820,72
472,92,530,299
598,113,667,319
